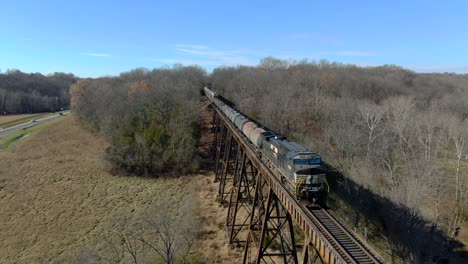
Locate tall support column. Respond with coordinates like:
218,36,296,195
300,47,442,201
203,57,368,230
218,133,237,204
226,152,257,243
244,177,298,264
244,174,268,264
301,237,324,264
214,123,227,182
212,114,220,160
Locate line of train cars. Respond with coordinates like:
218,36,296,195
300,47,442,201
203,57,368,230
204,87,328,206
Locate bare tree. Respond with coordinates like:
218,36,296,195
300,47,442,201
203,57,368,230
449,121,468,234
259,57,289,70
384,96,415,155
101,217,145,264
359,101,386,164
139,199,199,264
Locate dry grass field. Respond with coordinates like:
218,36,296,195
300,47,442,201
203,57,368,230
0,113,53,128
0,114,38,125
0,116,242,263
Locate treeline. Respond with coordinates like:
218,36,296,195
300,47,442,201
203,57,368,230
69,60,467,260
0,70,77,114
210,57,468,262
70,67,206,175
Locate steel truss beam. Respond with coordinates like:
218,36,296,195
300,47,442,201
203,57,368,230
226,149,257,243
244,176,298,264
214,118,226,182
207,99,381,264
301,237,324,264
211,105,298,264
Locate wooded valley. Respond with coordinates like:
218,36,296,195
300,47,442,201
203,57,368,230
68,58,468,262
210,57,468,261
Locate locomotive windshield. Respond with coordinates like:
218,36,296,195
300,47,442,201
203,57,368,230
293,157,321,165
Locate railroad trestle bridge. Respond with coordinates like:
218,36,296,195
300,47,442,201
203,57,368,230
206,94,384,264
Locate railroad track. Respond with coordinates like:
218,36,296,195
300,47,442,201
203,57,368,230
263,149,383,263
209,94,383,263
307,207,383,263
260,148,383,263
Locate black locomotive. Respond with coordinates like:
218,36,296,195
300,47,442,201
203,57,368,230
205,87,328,206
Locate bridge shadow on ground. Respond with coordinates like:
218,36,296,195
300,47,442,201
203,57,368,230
326,170,467,263
196,98,216,174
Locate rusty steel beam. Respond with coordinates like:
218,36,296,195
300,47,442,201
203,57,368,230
207,98,382,264
218,132,237,204
214,120,226,182
302,236,325,264
243,176,297,264
226,150,257,244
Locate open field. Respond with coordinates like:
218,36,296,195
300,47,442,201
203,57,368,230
0,114,39,125
0,116,65,149
0,113,55,128
0,116,241,263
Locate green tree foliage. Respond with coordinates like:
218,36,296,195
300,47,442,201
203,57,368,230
71,66,206,175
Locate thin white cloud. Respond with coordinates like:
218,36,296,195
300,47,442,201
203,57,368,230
175,45,255,65
326,51,378,57
165,44,379,69
147,58,220,66
82,53,112,57
286,33,341,45
411,64,468,73
175,44,209,50
176,48,228,57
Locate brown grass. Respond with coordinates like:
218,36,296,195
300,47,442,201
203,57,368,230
192,174,244,263
0,113,50,127
0,115,242,263
192,97,243,263
0,114,39,125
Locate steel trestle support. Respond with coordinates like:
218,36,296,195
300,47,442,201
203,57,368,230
206,97,382,264
210,102,298,264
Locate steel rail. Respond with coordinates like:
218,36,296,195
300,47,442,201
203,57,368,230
209,98,384,264
309,209,382,263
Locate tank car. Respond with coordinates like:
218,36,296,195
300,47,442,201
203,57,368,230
203,87,328,206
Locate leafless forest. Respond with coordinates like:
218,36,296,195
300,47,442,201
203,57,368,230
0,70,76,113
210,58,468,262
69,59,467,262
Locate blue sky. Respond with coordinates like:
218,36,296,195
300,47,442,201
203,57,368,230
1,0,467,77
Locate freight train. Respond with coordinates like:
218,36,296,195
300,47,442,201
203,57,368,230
204,87,328,206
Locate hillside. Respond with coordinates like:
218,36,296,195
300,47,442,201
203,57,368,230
0,116,242,263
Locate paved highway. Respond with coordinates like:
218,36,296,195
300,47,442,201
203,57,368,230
0,112,69,138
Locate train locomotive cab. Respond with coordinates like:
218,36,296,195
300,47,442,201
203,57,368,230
290,153,328,206
204,86,329,207
294,169,328,206
262,137,328,206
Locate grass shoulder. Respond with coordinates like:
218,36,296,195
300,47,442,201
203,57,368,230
0,115,66,149
0,112,56,128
